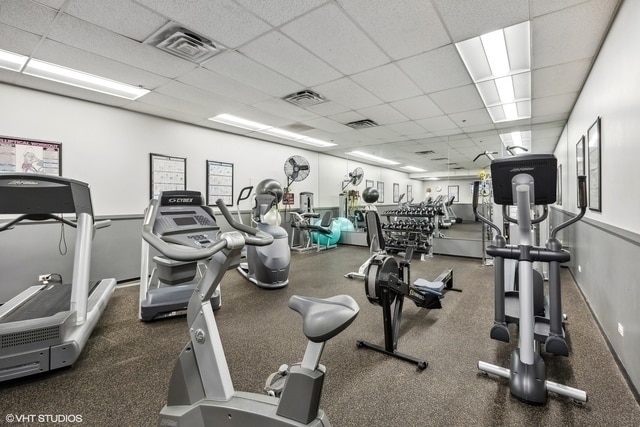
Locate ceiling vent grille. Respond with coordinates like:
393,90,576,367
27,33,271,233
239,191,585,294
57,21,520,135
282,90,326,107
415,150,436,155
146,23,219,63
431,157,447,161
346,119,379,129
452,167,464,170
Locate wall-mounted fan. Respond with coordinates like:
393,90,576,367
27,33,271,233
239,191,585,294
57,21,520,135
284,155,310,188
342,167,364,191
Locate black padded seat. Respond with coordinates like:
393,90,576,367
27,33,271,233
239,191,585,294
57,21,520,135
288,295,359,343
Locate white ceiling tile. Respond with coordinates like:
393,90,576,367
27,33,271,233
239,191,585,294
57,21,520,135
429,85,484,114
281,3,389,75
252,98,320,122
33,0,66,8
125,100,205,124
356,126,401,139
531,0,593,17
0,23,42,55
448,108,493,128
136,90,213,118
337,0,450,60
532,0,619,69
155,80,245,114
416,115,458,132
390,95,443,120
398,45,472,94
34,39,169,89
65,0,167,42
234,0,328,26
0,0,57,36
432,0,529,42
356,104,408,125
351,64,421,102
386,121,428,136
313,77,381,110
532,92,577,116
204,50,300,97
434,128,464,137
47,14,196,78
327,111,366,125
302,117,353,133
532,58,591,98
134,0,270,48
305,101,350,116
177,67,270,105
240,31,341,87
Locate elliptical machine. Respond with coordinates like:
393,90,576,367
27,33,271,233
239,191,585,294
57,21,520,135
142,198,359,426
139,191,221,321
236,179,290,289
474,154,588,404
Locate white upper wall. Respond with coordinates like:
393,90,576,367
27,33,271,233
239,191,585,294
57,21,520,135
555,0,639,234
0,83,424,215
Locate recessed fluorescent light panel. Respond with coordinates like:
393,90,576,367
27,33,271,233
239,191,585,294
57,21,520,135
0,48,28,72
401,165,427,172
208,114,336,148
456,21,531,123
23,59,149,100
346,151,400,165
500,130,531,149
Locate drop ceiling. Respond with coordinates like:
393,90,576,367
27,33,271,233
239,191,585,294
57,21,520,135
0,0,621,176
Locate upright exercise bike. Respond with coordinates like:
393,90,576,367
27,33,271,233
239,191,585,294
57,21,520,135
474,154,588,404
142,198,359,426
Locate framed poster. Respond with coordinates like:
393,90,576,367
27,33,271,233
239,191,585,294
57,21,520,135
366,179,374,189
207,160,234,206
393,183,400,203
557,164,563,206
150,153,186,199
587,117,601,211
377,181,384,203
0,135,61,176
407,184,413,202
448,185,459,202
576,136,585,177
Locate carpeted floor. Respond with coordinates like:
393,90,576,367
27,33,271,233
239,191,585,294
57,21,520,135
2,246,639,426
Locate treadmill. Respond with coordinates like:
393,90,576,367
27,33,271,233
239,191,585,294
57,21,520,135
0,173,116,383
139,191,221,321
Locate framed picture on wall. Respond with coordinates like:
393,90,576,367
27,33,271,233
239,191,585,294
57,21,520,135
393,183,400,203
587,117,601,212
557,164,563,206
448,185,459,202
377,181,384,203
206,160,234,206
407,184,413,202
576,135,585,177
150,153,186,199
366,179,374,189
0,135,62,176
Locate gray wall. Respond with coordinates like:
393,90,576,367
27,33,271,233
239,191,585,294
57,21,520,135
553,0,640,393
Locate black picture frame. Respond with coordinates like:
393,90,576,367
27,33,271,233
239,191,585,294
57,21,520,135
377,181,384,203
0,135,62,176
587,117,601,212
150,153,187,199
206,160,234,206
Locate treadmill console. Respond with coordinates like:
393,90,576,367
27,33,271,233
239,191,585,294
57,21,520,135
152,191,219,248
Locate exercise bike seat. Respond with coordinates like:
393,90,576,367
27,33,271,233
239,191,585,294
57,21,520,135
413,278,445,295
288,295,360,343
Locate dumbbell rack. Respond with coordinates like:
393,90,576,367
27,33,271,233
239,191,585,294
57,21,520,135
381,207,436,256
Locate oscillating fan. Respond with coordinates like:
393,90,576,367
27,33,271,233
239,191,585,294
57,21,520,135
342,167,364,190
284,155,310,188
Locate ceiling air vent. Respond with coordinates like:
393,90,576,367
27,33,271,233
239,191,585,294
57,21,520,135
146,23,219,63
452,167,464,170
415,150,436,155
346,119,379,129
283,90,326,107
431,157,447,161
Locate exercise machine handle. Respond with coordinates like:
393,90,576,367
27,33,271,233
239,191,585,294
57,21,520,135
472,181,501,236
215,199,273,247
551,175,587,239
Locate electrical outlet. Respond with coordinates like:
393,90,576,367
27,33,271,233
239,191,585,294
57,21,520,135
618,323,624,337
38,274,51,282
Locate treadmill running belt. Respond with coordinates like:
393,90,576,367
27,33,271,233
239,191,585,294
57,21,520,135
0,284,72,323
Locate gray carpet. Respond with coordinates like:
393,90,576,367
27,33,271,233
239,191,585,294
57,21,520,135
2,246,639,426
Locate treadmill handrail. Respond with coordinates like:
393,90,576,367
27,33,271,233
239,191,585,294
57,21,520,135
0,213,110,232
142,198,273,262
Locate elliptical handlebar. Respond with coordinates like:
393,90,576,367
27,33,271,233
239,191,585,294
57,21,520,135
551,175,588,239
472,181,502,236
142,198,273,262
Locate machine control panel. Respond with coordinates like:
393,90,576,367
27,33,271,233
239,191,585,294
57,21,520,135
153,204,219,249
